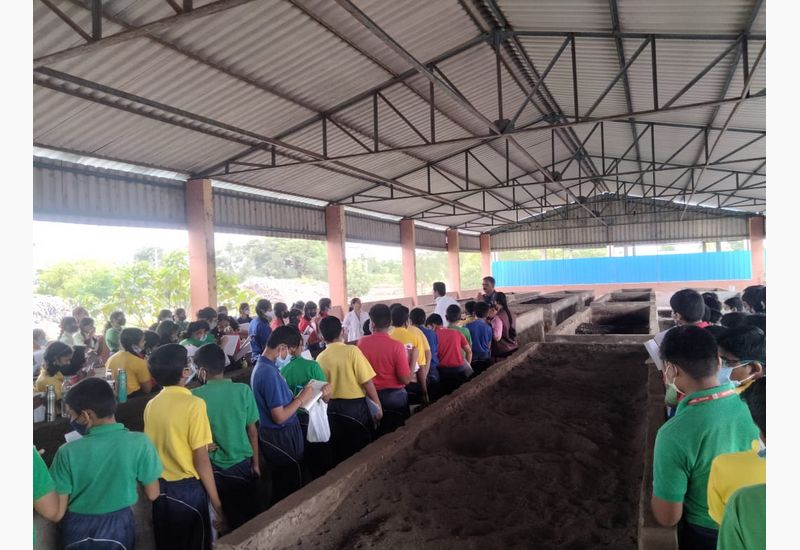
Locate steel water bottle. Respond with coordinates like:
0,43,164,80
45,385,57,422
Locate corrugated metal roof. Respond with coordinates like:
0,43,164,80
213,189,327,239
416,226,447,250
345,213,401,245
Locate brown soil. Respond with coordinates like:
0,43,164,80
295,344,649,550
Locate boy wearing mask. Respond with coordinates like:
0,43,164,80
716,325,765,394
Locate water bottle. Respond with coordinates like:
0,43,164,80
45,385,57,422
61,377,74,417
117,368,128,403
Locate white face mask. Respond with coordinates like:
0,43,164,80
266,311,275,321
132,345,143,354
208,321,217,330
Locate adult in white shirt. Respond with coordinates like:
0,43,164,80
433,282,460,327
342,297,369,342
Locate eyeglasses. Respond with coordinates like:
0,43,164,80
721,358,753,369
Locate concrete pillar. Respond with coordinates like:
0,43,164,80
480,233,492,278
400,219,418,304
446,228,461,295
325,205,348,308
749,216,765,284
186,178,217,312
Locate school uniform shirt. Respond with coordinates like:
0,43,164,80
434,295,460,326
652,383,760,530
270,318,285,331
717,483,766,550
35,370,65,398
298,317,321,346
414,324,440,379
105,327,121,353
50,423,162,514
452,325,473,352
251,356,299,430
466,319,493,359
435,327,469,368
144,386,213,481
192,380,259,469
106,350,152,395
707,449,766,525
358,333,410,391
59,332,78,347
280,356,326,396
33,446,55,545
316,342,376,399
389,326,430,366
248,316,272,358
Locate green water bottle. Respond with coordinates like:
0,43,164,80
117,368,128,403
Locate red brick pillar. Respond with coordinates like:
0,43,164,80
186,178,217,312
446,228,461,295
749,215,765,284
480,233,492,278
326,205,348,309
400,219,418,305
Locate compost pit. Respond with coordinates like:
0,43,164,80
295,344,648,550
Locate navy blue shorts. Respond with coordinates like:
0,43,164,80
213,458,260,531
328,397,372,429
377,388,410,418
62,507,134,550
260,423,305,503
152,477,210,550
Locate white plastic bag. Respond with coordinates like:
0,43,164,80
306,399,330,443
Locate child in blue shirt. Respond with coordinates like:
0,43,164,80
466,302,493,363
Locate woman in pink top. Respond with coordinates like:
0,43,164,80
490,292,518,360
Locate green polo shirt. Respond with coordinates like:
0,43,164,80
652,383,759,530
280,355,326,396
33,446,55,544
717,483,766,550
192,379,258,469
49,423,162,514
105,327,121,353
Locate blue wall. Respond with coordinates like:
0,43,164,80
493,251,752,287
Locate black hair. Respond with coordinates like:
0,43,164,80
474,302,490,318
495,292,513,323
143,330,161,354
255,299,272,322
292,301,305,311
350,297,361,306
717,325,766,364
669,289,705,323
389,303,403,311
194,343,226,375
156,320,180,345
239,302,250,313
702,293,723,324
391,305,410,328
426,313,444,327
44,341,73,376
304,301,318,319
157,309,172,321
483,276,496,285
59,316,78,338
174,308,186,316
743,314,766,333
319,316,343,343
742,285,766,313
362,319,372,336
433,282,446,297
724,296,744,312
465,301,476,315
445,304,462,324
104,310,125,332
702,304,711,323
740,377,766,436
78,317,95,332
274,326,302,349
660,325,719,380
196,307,217,321
704,325,729,342
369,304,392,330
273,302,289,321
288,308,303,327
269,325,304,348
148,344,188,387
64,377,116,419
721,311,749,329
185,321,210,339
319,298,332,312
216,305,228,314
61,346,86,377
120,327,144,354
409,307,427,326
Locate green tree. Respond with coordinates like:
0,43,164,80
35,260,116,317
346,261,372,298
415,250,448,295
460,252,482,290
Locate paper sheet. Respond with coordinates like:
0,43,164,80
64,430,83,443
299,379,327,410
221,335,239,356
644,328,671,371
233,340,251,362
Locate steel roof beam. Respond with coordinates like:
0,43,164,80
510,31,765,41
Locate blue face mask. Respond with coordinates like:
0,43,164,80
717,366,734,386
70,419,88,436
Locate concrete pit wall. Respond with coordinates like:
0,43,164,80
517,294,582,331
547,293,659,344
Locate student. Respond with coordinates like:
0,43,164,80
362,318,372,337
741,285,765,314
702,293,723,325
742,314,765,334
387,305,431,405
426,313,472,395
104,311,126,354
271,302,290,331
716,325,765,394
432,282,459,326
58,316,80,346
248,299,274,362
143,330,161,358
72,306,89,323
476,276,497,306
106,328,154,398
173,308,190,333
292,300,306,313
50,378,163,549
150,309,173,331
669,289,708,327
156,319,181,345
316,316,383,430
278,326,327,395
318,298,332,318
360,305,413,420
723,296,744,313
288,308,303,329
33,446,61,545
35,341,73,399
343,297,368,343
717,482,765,550
446,305,473,353
33,328,48,377
73,317,95,348
410,307,439,399
650,326,760,549
490,292,518,359
217,305,229,317
237,302,252,325
707,377,766,529
192,344,260,530
251,327,318,502
463,301,477,325
145,344,226,549
299,301,324,357
466,302,494,365
720,312,749,329
195,308,219,345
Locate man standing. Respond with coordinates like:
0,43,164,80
433,282,459,327
476,276,497,306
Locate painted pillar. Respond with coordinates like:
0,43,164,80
480,233,492,278
400,219,418,304
446,228,461,295
326,205,348,308
185,178,217,312
749,215,765,284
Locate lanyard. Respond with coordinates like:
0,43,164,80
686,388,736,406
